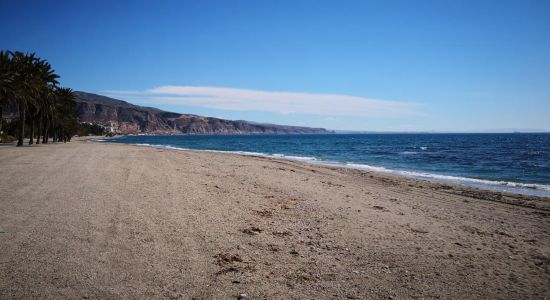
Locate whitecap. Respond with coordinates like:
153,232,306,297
343,162,550,196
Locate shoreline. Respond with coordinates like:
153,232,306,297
123,141,550,210
1,140,549,298
97,138,550,198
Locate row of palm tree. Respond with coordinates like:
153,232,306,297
0,50,79,146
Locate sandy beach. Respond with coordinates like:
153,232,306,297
0,139,549,299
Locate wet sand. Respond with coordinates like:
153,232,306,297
0,140,549,299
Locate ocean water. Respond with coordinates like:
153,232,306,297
99,133,550,197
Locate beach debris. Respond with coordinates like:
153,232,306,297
272,230,292,236
321,180,345,187
216,266,239,275
241,227,263,235
215,253,243,264
252,209,273,217
268,244,280,252
237,293,248,299
372,205,385,210
213,252,245,275
495,230,513,237
410,228,428,234
532,254,549,266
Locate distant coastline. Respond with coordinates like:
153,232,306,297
74,91,332,135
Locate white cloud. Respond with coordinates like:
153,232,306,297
105,86,423,117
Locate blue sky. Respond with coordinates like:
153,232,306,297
1,0,549,132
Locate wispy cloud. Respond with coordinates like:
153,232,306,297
104,86,423,117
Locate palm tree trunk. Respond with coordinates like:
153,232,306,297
36,116,41,144
42,121,48,144
29,117,34,145
0,106,3,134
17,107,25,147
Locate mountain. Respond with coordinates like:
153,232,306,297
74,91,331,135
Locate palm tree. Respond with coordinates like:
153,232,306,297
4,51,59,146
0,50,15,135
52,87,77,142
1,50,76,145
41,87,58,144
28,58,58,145
36,88,55,144
9,51,39,146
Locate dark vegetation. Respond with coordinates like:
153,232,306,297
77,123,105,136
0,50,97,145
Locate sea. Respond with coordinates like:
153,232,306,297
98,133,550,197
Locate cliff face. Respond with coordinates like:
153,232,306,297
75,91,330,135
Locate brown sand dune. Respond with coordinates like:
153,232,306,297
0,140,549,299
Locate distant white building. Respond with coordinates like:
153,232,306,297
105,121,116,133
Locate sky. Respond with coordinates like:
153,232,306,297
1,0,549,132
